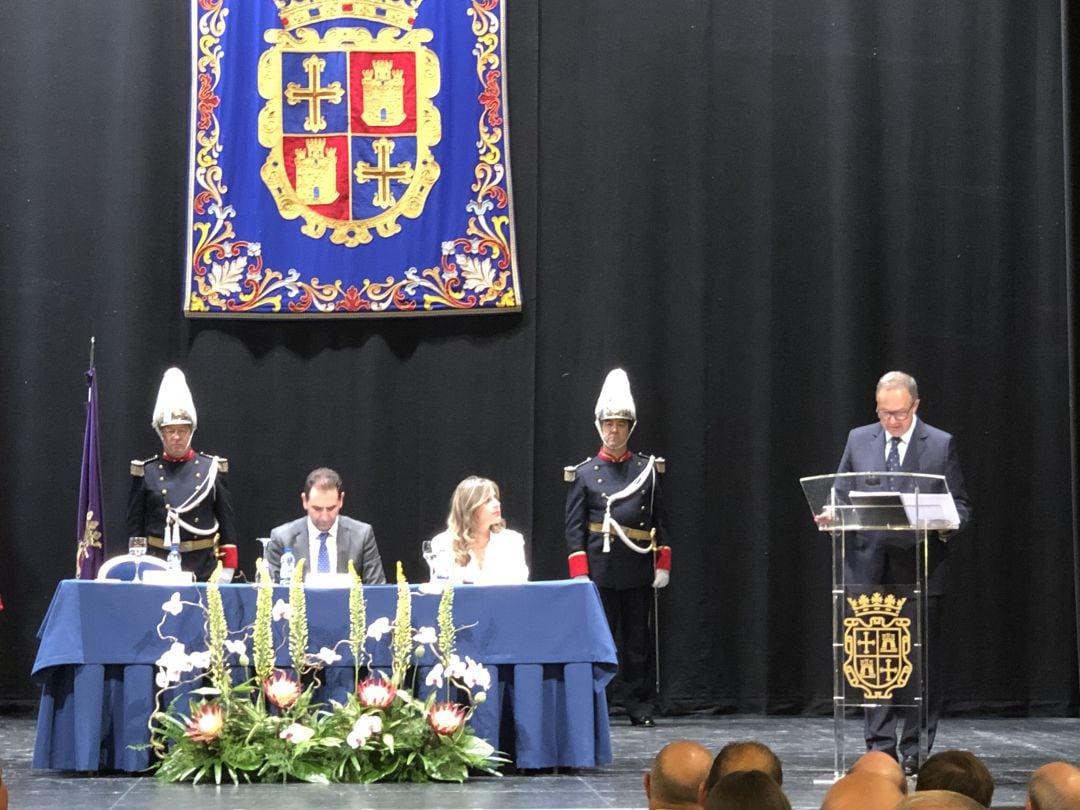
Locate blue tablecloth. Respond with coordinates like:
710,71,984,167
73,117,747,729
32,579,617,772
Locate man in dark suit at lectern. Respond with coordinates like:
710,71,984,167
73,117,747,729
835,371,972,776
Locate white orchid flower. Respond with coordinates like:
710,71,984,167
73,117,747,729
367,617,392,641
424,663,445,689
280,723,315,744
272,598,292,622
155,641,192,685
413,626,437,645
224,639,246,656
162,592,184,616
444,654,467,680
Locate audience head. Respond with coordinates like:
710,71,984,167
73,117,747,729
703,770,791,810
915,750,993,806
896,789,987,809
821,771,904,810
850,750,908,794
699,740,783,803
644,740,713,810
446,476,506,564
1027,761,1080,810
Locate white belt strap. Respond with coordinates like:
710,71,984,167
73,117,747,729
602,455,656,554
165,457,221,547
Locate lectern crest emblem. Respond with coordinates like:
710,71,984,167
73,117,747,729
257,0,442,247
843,592,913,700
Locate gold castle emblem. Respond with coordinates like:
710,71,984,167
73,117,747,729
294,139,340,205
361,60,406,127
843,592,913,700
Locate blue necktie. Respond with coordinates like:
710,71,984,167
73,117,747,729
317,531,331,574
886,436,901,473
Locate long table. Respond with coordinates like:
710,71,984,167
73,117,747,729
32,579,617,772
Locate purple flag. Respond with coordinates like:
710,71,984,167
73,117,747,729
76,365,106,578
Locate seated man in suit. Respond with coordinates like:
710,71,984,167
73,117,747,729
266,467,386,584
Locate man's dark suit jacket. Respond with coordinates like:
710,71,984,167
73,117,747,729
837,418,972,596
266,515,386,584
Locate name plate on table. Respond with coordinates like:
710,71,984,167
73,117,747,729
141,569,196,585
304,573,354,589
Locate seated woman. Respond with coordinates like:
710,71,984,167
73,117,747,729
429,476,529,585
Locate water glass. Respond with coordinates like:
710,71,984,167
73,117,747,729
128,536,147,558
421,540,437,581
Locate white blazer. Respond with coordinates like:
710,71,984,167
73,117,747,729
429,528,529,585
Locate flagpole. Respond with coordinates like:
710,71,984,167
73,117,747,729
76,340,106,579
88,337,95,402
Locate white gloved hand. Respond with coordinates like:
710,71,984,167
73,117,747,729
652,569,670,589
573,575,590,582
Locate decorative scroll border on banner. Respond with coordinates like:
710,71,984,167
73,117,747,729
185,0,520,317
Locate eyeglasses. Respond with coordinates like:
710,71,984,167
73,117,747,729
876,408,912,421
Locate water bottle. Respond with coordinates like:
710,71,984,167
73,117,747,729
166,544,182,571
279,547,296,586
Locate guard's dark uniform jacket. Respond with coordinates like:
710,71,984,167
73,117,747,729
564,450,671,589
127,450,235,581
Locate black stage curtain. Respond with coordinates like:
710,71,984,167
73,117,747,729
0,1,1076,716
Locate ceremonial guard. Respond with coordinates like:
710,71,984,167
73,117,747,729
565,368,671,727
127,368,235,581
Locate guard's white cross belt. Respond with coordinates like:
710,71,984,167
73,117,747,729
164,457,221,549
602,455,656,555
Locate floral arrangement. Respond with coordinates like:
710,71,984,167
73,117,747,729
147,560,503,784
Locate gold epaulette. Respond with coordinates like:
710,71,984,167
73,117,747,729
563,457,592,482
215,456,229,473
130,456,158,476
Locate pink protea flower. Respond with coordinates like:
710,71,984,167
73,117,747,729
427,702,466,735
185,702,225,743
264,671,301,709
357,676,396,709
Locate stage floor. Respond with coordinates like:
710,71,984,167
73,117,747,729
2,710,1073,809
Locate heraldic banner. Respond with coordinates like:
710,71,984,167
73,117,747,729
185,0,519,317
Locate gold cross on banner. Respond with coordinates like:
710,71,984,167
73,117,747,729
354,137,414,209
285,56,344,134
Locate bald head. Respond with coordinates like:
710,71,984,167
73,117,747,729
851,751,908,793
1028,761,1080,810
700,740,784,800
896,789,986,809
822,771,905,810
645,740,714,809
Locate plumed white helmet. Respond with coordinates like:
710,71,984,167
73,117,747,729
594,367,636,438
152,367,197,434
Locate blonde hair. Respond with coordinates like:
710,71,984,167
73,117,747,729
446,476,505,567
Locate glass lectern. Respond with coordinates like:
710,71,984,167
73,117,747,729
800,472,960,782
